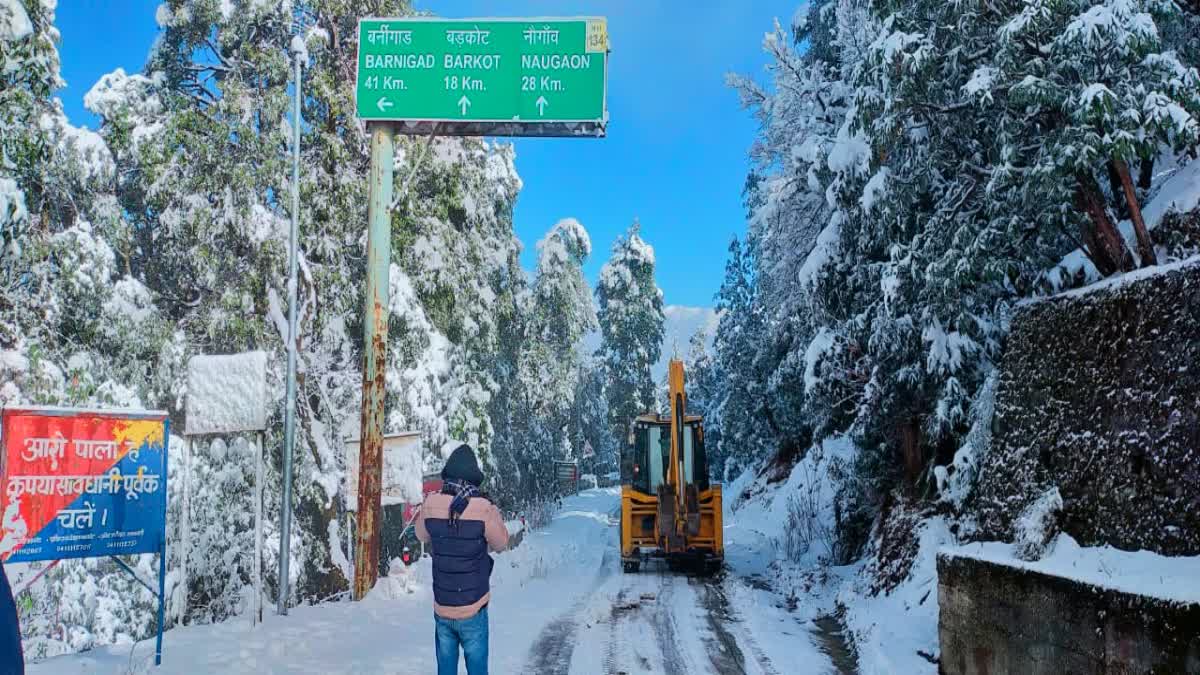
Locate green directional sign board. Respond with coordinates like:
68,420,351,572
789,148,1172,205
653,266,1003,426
356,17,609,135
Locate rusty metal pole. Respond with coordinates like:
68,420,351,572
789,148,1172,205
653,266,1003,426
354,122,394,600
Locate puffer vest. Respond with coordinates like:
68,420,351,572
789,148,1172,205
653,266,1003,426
425,509,493,607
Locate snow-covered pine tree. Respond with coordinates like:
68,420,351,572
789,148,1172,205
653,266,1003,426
505,218,597,494
820,0,1022,488
681,327,725,480
707,237,775,479
724,0,1198,538
806,0,1199,501
568,361,616,480
595,221,666,447
125,0,371,611
385,134,525,480
991,0,1200,273
723,1,879,477
0,0,183,657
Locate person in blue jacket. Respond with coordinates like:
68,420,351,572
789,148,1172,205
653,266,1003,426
0,562,23,674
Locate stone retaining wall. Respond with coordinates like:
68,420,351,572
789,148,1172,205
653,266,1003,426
937,552,1200,675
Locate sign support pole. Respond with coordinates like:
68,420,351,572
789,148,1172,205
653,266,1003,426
155,422,170,666
278,43,303,617
180,436,190,625
345,510,354,586
254,432,264,625
354,121,394,601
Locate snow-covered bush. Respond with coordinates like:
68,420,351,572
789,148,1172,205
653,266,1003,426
1013,487,1064,562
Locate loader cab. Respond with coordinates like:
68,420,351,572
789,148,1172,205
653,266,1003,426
624,417,709,494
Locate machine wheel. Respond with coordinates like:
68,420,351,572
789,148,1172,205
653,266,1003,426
622,561,640,573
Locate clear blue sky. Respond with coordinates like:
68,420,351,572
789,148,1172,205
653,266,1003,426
55,1,795,308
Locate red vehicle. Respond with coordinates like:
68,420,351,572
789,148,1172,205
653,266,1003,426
401,473,443,524
399,473,443,565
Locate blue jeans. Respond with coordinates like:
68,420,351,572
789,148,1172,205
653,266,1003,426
435,605,489,675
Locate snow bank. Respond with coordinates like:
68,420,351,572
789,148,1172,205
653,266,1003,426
943,534,1200,605
30,489,620,674
1143,157,1200,230
369,558,420,600
1050,253,1200,301
841,518,950,675
726,436,858,569
724,437,946,674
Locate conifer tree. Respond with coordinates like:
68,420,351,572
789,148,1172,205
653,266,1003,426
595,221,666,445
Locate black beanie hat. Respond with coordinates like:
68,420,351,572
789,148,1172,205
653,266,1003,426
441,443,484,487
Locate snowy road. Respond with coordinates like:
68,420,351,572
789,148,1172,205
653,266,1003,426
31,488,841,674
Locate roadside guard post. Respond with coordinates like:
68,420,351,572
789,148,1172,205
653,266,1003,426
351,15,609,599
0,406,170,665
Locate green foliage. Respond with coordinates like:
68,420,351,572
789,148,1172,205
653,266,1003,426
595,221,666,444
721,0,1200,563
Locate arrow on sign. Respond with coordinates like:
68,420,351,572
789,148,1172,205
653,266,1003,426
535,96,549,116
377,98,393,112
458,95,471,116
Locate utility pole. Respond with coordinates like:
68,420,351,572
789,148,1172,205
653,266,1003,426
354,122,394,600
277,43,302,616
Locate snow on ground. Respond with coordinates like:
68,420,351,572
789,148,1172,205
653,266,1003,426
721,438,947,675
838,519,948,675
30,488,840,674
1142,155,1200,231
943,534,1200,604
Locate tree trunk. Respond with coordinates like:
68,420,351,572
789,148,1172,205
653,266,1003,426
1138,156,1154,192
1074,172,1134,276
899,419,923,489
1112,159,1157,267
1107,163,1130,220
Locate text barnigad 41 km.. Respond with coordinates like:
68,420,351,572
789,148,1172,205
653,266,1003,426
356,17,608,127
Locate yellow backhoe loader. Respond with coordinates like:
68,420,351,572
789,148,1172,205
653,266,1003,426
619,358,723,574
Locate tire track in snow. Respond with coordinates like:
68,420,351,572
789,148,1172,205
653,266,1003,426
601,588,627,674
648,573,688,675
695,578,749,674
694,576,779,675
524,528,617,674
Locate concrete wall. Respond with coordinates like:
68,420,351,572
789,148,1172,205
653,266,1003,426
937,553,1200,675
